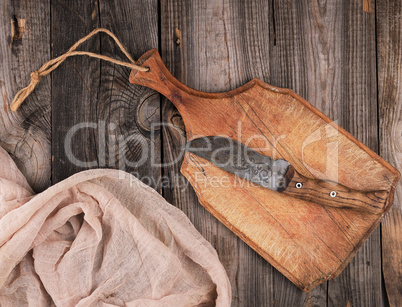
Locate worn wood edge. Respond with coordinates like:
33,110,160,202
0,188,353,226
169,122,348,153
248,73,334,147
181,154,399,292
279,88,400,191
179,153,313,292
180,153,337,292
329,176,398,276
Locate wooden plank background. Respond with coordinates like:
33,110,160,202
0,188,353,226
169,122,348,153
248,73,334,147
0,0,400,306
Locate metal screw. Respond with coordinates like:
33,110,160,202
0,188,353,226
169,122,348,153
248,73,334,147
330,191,337,197
296,182,303,189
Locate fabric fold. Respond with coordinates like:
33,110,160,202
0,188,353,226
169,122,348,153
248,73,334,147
0,147,231,306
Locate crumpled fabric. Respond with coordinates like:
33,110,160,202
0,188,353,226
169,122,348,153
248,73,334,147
0,146,231,306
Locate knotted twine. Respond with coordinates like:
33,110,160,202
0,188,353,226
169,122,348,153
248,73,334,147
2,29,232,306
10,28,148,111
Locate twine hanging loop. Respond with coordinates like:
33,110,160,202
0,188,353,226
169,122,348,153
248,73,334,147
10,28,148,111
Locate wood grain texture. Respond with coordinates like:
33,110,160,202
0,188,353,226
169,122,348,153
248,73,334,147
159,1,255,305
157,0,397,304
271,0,384,305
51,0,101,183
51,0,160,188
98,0,161,190
324,1,383,306
284,166,389,214
160,1,280,305
377,1,402,306
271,1,384,304
130,49,398,292
0,0,51,192
1,0,400,305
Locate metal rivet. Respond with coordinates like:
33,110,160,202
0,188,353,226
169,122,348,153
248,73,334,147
330,191,337,197
296,182,303,189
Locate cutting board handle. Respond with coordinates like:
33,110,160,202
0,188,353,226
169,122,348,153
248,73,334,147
130,49,391,215
129,49,191,112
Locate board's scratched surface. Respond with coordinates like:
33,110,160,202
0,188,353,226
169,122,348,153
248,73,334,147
129,49,399,291
1,0,401,305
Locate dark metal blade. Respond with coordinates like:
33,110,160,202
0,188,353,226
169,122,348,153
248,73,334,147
184,136,291,191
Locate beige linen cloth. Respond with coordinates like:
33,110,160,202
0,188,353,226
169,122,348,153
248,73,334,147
0,146,231,306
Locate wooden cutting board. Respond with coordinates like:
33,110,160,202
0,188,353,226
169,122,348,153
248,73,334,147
129,49,400,291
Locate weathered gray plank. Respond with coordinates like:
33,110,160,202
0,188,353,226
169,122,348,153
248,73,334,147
51,0,160,188
51,0,101,184
377,1,402,306
98,0,161,190
0,0,51,192
326,0,382,306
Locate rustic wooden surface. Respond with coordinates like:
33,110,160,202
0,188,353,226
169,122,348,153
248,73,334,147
130,48,398,291
377,1,402,307
0,0,51,192
0,0,401,306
